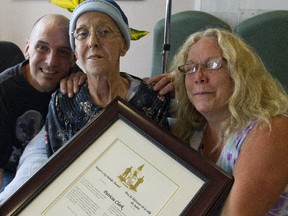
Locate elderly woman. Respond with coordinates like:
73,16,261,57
0,0,170,204
171,28,288,215
45,0,170,155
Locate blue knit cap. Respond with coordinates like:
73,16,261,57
69,0,130,51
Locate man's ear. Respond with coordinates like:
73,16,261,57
24,39,30,59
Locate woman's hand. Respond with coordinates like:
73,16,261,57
146,72,175,96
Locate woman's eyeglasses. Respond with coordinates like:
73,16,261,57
178,57,227,74
72,25,120,41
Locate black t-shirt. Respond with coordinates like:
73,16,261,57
0,60,54,172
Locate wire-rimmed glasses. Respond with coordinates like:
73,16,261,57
178,57,227,74
72,25,120,41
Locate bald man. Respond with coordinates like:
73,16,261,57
0,14,84,191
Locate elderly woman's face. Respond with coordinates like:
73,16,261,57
184,37,233,121
73,11,127,76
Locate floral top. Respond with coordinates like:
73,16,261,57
190,121,288,215
45,72,171,157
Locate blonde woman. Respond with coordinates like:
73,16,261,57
172,28,288,215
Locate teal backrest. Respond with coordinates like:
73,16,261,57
150,10,231,77
235,10,288,90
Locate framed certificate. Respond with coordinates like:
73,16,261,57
0,97,233,216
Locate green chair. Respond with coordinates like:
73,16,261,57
150,10,232,77
234,10,288,90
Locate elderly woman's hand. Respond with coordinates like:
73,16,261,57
60,71,87,98
146,72,175,96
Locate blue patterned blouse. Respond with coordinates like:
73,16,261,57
45,72,171,157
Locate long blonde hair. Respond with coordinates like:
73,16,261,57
171,28,288,144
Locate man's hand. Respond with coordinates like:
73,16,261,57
60,71,87,98
146,72,175,96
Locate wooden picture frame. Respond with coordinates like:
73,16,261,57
0,97,233,216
